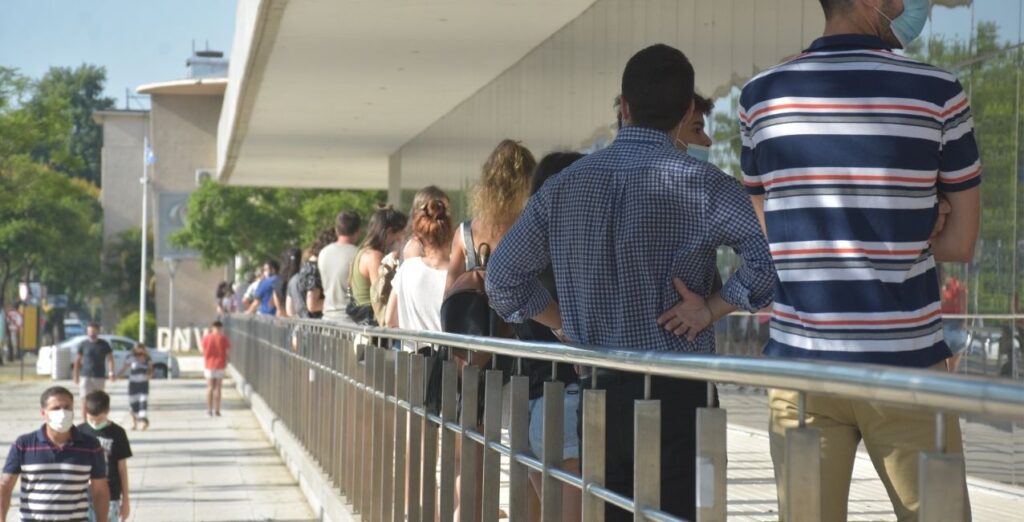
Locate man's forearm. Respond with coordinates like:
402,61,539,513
707,293,737,323
92,482,110,522
118,461,129,501
530,301,562,330
1,474,15,520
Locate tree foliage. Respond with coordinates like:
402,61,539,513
102,228,155,317
171,180,385,269
25,65,115,186
0,66,106,326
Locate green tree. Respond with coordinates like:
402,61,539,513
299,190,386,245
171,181,303,268
909,23,1023,314
25,65,115,185
102,228,155,317
115,311,156,345
0,156,102,306
173,180,385,268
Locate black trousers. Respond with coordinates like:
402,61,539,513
578,370,714,521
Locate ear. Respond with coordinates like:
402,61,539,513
619,95,632,126
682,97,696,125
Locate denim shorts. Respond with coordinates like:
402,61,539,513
527,383,581,461
88,499,121,522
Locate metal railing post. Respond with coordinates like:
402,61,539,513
919,412,966,522
459,364,481,521
633,399,661,522
372,346,386,522
393,351,410,522
481,369,503,522
381,350,396,522
421,393,438,522
344,333,357,503
439,359,458,521
696,382,727,522
582,389,606,522
362,344,376,520
508,375,531,521
407,353,425,522
542,380,565,522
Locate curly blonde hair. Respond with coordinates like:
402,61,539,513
470,140,537,236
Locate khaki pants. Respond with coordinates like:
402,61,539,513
769,364,970,522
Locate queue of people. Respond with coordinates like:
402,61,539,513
31,1,978,520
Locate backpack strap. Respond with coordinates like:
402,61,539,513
463,220,481,271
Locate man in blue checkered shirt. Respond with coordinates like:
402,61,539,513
486,44,775,521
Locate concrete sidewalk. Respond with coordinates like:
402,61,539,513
0,377,315,522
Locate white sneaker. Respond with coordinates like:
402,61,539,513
205,411,213,418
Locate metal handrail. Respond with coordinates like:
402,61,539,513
269,315,1024,420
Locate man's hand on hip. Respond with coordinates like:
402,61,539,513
657,278,713,342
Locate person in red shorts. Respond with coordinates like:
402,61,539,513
201,320,231,417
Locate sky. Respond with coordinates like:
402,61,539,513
0,0,238,109
0,0,1019,111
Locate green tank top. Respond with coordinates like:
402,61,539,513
350,248,372,306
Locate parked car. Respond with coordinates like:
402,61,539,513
63,319,86,338
36,335,180,379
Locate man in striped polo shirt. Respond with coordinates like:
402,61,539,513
741,0,981,520
1,387,110,522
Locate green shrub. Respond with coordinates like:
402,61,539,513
114,311,156,345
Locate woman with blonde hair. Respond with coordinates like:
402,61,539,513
446,139,536,290
444,139,536,522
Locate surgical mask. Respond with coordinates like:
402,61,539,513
686,143,711,163
87,419,109,430
46,409,74,433
874,0,929,48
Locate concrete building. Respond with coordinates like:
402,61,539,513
93,109,149,332
95,51,229,347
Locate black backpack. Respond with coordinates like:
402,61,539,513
425,221,515,415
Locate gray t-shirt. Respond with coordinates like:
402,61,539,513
78,338,112,378
287,273,308,318
317,242,358,321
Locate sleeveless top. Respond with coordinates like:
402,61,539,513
350,247,373,306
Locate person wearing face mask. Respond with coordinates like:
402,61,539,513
73,323,116,421
673,93,713,163
740,0,980,520
2,386,111,522
78,391,133,522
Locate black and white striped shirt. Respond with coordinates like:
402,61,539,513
3,426,106,521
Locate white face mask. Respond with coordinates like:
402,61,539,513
46,409,74,433
87,419,109,431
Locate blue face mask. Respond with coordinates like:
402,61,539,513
685,144,711,163
876,0,929,48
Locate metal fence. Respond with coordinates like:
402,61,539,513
225,314,1024,522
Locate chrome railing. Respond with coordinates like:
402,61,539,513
225,314,1024,522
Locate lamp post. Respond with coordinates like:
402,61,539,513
165,258,178,349
139,138,154,344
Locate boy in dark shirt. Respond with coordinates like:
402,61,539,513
79,391,132,522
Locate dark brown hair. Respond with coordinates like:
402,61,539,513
40,386,73,408
335,210,361,237
694,94,713,116
85,390,111,416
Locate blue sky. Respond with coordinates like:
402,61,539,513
0,0,1019,110
0,0,237,108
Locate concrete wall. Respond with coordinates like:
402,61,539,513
97,111,149,332
149,93,227,339
393,0,824,198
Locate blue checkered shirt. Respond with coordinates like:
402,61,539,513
486,127,776,352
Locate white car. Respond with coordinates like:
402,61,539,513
36,335,180,379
